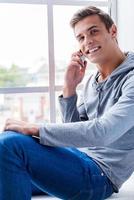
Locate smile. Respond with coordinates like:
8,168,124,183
86,46,101,55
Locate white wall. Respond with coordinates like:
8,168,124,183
117,0,134,52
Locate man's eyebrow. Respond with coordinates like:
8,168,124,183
76,25,98,39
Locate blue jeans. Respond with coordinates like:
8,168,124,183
0,131,114,200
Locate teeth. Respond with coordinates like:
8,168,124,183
89,46,100,54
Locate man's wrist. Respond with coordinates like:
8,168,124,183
30,124,40,136
63,86,76,98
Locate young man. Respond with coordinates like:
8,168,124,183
0,6,134,200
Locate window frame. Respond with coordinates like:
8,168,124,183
0,0,116,122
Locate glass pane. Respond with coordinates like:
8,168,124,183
55,91,63,123
0,93,50,132
53,5,108,85
0,3,48,88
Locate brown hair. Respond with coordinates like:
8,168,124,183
70,6,114,31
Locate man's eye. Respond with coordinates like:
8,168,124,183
90,29,99,35
78,37,84,42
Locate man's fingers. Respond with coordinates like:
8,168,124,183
71,51,81,58
5,118,26,128
69,61,83,69
4,119,24,133
4,124,19,132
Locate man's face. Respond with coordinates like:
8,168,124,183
74,15,117,64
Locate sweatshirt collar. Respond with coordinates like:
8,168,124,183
92,52,134,90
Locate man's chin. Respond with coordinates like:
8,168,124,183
88,57,101,64
88,52,105,63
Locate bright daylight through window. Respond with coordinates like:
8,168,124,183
0,0,110,130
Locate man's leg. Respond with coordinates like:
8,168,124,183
0,131,113,200
31,183,46,196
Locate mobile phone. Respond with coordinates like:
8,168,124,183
80,55,86,63
79,50,86,64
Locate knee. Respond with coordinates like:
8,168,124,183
0,131,29,170
0,130,21,143
0,131,24,153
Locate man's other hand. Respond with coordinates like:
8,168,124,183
4,118,39,136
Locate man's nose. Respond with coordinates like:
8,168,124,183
84,35,93,45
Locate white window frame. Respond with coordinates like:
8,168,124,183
0,0,116,122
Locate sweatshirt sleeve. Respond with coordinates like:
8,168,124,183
39,75,134,147
58,94,88,123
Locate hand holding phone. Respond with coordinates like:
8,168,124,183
63,50,87,97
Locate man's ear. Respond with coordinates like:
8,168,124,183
110,24,117,38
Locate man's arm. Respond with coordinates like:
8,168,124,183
39,74,134,147
59,50,87,123
59,93,88,123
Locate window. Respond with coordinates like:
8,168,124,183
0,0,112,130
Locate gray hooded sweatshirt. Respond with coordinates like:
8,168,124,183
39,52,134,191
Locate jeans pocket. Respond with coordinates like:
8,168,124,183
69,189,93,200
